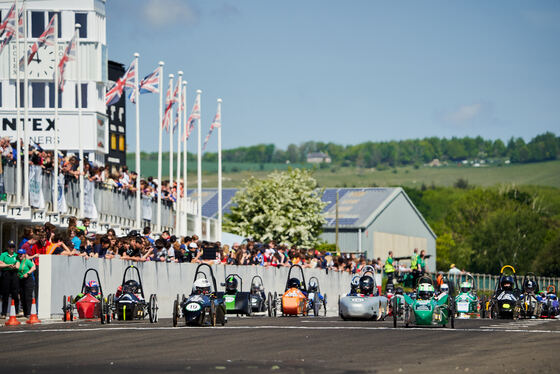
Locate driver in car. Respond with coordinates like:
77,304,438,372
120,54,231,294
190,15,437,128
359,275,375,296
497,276,517,300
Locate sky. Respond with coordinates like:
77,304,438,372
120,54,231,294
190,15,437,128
106,0,560,153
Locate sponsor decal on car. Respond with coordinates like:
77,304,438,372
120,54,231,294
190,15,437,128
351,298,365,302
225,296,235,303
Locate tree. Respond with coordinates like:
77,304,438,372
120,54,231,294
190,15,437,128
224,169,326,247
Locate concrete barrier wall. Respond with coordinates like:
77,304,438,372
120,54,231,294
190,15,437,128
38,255,353,319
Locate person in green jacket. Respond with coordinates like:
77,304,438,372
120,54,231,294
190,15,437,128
15,249,36,317
410,248,420,287
384,251,395,289
0,240,20,317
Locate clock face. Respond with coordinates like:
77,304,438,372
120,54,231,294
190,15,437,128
10,42,65,80
28,44,56,79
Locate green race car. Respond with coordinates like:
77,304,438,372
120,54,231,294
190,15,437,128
393,276,455,328
454,274,485,318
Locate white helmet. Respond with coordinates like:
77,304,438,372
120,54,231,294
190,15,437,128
440,283,449,293
193,278,212,294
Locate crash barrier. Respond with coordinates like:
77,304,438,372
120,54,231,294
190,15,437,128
37,255,354,320
1,164,218,239
430,272,560,293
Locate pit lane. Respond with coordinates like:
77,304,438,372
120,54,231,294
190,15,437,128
2,316,559,373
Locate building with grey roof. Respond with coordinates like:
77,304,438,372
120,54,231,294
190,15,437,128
187,187,436,271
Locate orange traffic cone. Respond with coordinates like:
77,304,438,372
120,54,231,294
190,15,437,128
5,299,21,326
26,298,41,324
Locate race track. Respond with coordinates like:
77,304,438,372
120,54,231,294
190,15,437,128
2,316,559,373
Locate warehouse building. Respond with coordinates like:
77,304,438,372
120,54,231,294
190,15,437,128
189,187,437,271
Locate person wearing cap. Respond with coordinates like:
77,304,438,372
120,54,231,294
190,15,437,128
15,249,36,318
185,242,202,263
0,241,20,317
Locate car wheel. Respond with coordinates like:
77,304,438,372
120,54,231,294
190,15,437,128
323,294,327,316
100,298,106,325
149,294,158,323
63,295,67,322
392,297,398,328
172,299,179,327
267,292,272,317
313,294,320,317
210,301,217,327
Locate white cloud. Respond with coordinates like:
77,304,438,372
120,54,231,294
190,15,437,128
142,0,198,28
437,101,499,127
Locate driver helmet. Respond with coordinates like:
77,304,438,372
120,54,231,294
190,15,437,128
440,283,449,294
395,287,404,295
524,280,536,293
386,282,395,294
350,276,360,291
124,280,139,294
417,283,435,300
359,275,375,295
86,280,100,296
460,281,472,294
308,279,318,292
225,276,238,293
193,278,212,295
251,282,262,293
501,275,514,291
287,278,301,289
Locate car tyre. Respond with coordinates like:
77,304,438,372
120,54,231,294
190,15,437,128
172,299,179,327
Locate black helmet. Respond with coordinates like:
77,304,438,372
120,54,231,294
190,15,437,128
386,282,395,293
395,287,404,295
288,278,301,289
501,275,514,291
225,276,238,293
123,279,139,294
359,275,375,295
308,279,318,292
524,280,536,293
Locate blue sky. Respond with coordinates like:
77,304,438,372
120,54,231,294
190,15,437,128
106,0,560,153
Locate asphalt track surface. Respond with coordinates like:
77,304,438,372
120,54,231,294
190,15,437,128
2,316,559,373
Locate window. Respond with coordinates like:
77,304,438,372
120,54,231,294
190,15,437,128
110,134,117,150
48,83,62,108
32,82,46,108
75,13,87,38
31,12,45,38
47,12,62,38
75,83,87,108
119,135,125,151
14,82,24,107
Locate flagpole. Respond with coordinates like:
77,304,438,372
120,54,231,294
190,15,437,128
53,12,59,214
156,61,164,233
217,98,222,242
22,1,29,207
196,89,202,236
75,23,84,219
134,52,141,229
168,76,174,199
14,0,21,206
175,71,183,235
182,81,187,234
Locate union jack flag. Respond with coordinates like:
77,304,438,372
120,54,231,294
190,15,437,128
128,65,160,103
162,80,180,130
57,31,77,91
0,7,23,54
183,92,201,142
0,3,15,39
106,59,136,106
20,15,55,66
202,104,221,151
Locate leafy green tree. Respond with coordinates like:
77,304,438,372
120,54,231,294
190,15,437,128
224,169,326,247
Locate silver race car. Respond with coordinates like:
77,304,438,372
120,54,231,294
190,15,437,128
339,266,388,321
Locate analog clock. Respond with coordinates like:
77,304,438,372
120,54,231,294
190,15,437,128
10,42,64,80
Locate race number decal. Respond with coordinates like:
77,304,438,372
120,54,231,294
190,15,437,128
225,296,235,303
186,303,201,312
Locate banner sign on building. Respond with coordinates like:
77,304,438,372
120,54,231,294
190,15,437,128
29,165,45,209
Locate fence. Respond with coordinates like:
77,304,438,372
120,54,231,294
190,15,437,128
437,272,560,293
1,163,218,240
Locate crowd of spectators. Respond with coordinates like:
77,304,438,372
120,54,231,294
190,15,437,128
0,136,183,203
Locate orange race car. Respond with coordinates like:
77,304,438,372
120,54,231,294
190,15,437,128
277,265,311,316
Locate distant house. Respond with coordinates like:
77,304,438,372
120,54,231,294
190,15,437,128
307,152,332,164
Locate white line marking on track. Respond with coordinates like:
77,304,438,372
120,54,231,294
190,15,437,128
1,325,560,335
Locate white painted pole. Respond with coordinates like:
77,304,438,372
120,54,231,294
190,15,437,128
14,0,21,206
182,81,187,234
53,12,59,214
175,71,183,235
168,76,174,197
156,61,164,233
217,98,222,242
75,23,84,219
134,52,141,229
23,3,29,206
196,89,202,236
